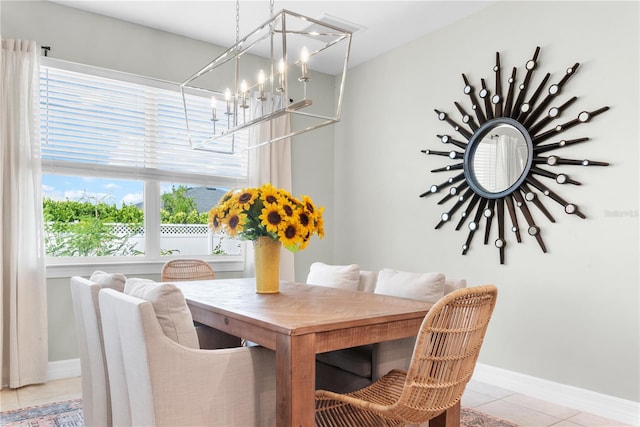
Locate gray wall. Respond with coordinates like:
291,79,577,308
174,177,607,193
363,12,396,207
3,0,638,404
334,1,638,402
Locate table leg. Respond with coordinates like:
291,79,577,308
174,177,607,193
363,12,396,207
429,401,460,427
276,334,316,427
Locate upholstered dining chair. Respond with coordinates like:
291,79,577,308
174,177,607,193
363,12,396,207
70,272,126,427
160,258,215,282
315,285,498,427
160,258,242,348
99,287,276,427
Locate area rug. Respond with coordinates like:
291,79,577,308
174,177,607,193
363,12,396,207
462,406,520,427
0,399,83,427
1,399,519,426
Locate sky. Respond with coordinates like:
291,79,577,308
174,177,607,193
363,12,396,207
42,174,144,207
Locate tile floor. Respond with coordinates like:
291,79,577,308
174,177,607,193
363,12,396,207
0,376,81,412
0,376,634,426
462,380,634,427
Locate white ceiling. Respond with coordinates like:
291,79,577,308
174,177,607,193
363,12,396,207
50,1,493,74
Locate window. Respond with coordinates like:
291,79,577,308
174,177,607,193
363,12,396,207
158,182,241,257
40,59,247,266
43,175,145,257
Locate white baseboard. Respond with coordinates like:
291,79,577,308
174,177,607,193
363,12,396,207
47,358,80,381
472,363,640,426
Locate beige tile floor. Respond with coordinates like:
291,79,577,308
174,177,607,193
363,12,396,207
1,376,82,412
0,376,634,426
462,380,634,427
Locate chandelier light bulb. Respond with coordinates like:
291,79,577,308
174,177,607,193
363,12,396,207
277,59,286,92
240,80,249,109
299,47,310,82
210,96,217,120
257,69,266,101
224,88,232,115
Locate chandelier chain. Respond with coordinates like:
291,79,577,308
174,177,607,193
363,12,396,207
235,0,240,45
269,0,274,17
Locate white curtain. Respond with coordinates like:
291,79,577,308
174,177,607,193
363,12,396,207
496,134,527,191
245,95,294,282
495,135,513,191
0,39,48,388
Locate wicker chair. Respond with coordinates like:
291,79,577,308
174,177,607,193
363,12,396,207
315,285,498,427
161,258,215,282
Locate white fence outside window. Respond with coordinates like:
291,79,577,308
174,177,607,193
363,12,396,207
46,223,242,257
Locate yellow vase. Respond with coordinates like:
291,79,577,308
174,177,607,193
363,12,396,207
253,236,281,294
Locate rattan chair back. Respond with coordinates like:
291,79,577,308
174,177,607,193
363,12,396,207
315,285,498,426
161,258,215,282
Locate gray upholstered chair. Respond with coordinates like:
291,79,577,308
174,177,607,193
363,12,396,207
308,264,467,394
99,286,276,426
70,272,126,427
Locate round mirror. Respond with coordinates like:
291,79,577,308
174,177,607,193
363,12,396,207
464,118,533,199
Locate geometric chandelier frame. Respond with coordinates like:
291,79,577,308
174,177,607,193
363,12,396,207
180,9,352,154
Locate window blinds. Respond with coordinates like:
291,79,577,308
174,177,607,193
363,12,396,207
40,64,248,182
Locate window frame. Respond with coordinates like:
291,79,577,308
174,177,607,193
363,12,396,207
40,58,247,278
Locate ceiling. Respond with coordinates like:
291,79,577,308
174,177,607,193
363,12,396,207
49,1,493,74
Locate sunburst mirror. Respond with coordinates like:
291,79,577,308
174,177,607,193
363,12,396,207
420,46,609,264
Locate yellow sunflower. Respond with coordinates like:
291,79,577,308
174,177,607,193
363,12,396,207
259,205,284,234
260,184,280,206
280,197,296,218
301,195,319,220
220,192,239,212
208,207,224,232
297,210,311,229
278,220,303,250
219,188,235,204
223,209,247,237
314,213,325,239
297,234,311,251
235,188,259,210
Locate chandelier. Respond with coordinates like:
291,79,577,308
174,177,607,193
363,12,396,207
180,1,352,154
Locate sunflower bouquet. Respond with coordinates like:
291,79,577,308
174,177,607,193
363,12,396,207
208,183,324,252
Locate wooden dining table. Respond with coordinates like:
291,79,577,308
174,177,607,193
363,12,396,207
175,278,460,427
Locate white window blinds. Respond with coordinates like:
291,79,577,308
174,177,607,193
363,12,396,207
40,62,248,182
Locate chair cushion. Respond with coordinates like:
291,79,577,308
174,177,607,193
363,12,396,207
90,270,126,291
316,345,373,378
357,270,378,293
124,278,199,349
375,269,445,303
445,278,467,294
316,359,373,394
306,262,360,291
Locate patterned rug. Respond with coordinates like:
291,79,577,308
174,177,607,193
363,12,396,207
0,399,84,427
462,406,520,427
0,399,518,426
